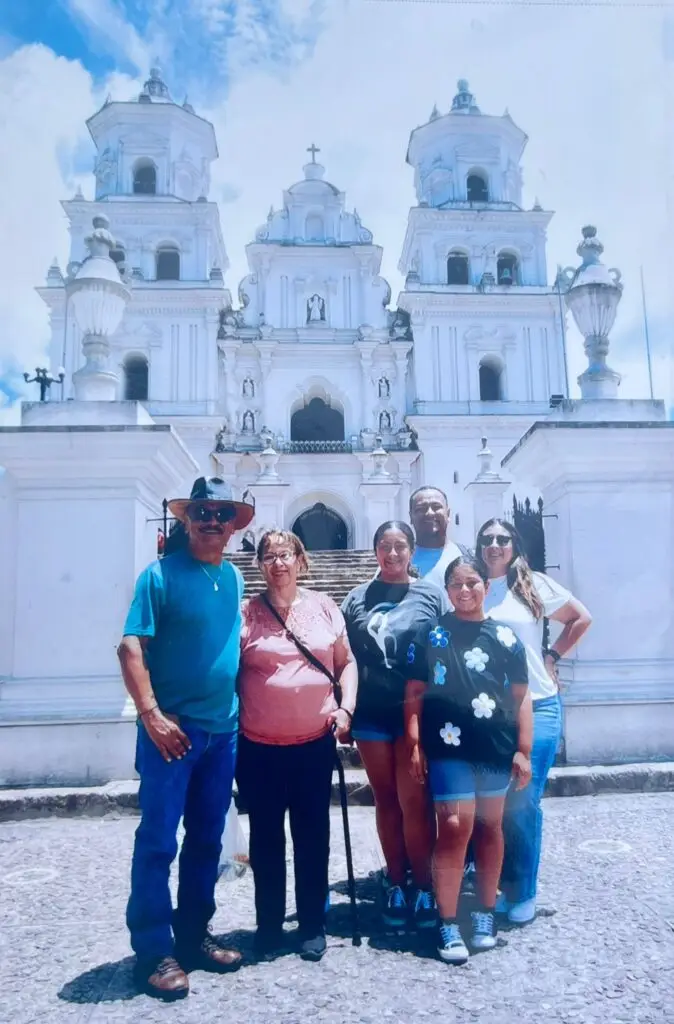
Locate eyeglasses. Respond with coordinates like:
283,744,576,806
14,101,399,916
480,534,512,548
447,579,483,590
261,551,296,565
186,504,236,524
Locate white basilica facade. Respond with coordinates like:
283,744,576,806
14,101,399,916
42,71,568,550
4,68,672,783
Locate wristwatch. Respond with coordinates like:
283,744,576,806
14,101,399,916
543,648,561,663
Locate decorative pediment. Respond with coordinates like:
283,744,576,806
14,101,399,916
464,324,517,345
454,141,500,161
127,321,163,348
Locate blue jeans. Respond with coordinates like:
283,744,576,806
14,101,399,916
126,722,237,961
500,695,562,904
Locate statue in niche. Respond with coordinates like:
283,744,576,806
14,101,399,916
378,377,390,399
379,410,392,433
242,377,255,399
391,311,409,339
242,409,255,433
94,147,116,188
307,294,326,323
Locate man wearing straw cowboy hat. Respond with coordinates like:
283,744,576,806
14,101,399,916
118,477,254,1002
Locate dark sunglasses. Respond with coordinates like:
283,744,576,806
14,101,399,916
479,534,512,548
186,504,236,524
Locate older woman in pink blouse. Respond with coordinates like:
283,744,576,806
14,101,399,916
237,529,358,962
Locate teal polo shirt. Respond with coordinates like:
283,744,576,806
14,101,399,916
123,550,244,733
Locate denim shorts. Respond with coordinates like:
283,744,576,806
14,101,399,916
428,759,511,803
351,707,404,743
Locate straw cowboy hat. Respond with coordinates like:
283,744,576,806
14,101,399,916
168,476,255,532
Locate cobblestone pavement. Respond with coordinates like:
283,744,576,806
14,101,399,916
1,793,673,1024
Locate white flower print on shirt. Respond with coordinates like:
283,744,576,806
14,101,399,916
440,722,462,746
464,647,489,673
472,692,496,719
496,625,517,649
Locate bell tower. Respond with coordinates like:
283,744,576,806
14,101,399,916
399,80,569,540
39,65,231,470
399,79,566,410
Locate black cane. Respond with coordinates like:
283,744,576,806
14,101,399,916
334,750,362,946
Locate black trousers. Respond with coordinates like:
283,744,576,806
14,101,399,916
237,731,335,937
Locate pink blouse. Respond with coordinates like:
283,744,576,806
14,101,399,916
239,589,351,746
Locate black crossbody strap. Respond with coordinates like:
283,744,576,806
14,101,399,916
261,593,343,707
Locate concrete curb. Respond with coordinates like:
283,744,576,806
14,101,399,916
1,762,673,822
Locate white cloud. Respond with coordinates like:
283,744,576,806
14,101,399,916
64,0,151,72
0,45,139,386
0,2,672,407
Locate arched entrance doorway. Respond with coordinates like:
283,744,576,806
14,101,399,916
291,398,344,442
292,503,348,551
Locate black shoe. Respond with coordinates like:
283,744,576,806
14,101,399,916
253,928,286,957
299,933,327,961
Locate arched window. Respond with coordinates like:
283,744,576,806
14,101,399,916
467,172,489,203
124,354,149,401
133,159,157,195
156,245,180,281
291,397,345,442
479,358,503,401
447,250,470,285
305,214,324,242
497,251,519,286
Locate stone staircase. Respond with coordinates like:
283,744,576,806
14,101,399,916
226,549,378,604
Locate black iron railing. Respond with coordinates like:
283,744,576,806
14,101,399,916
281,440,353,454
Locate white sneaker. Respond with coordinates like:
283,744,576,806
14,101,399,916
507,898,536,925
438,922,469,964
470,909,497,951
495,892,511,915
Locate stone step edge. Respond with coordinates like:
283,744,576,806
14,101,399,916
1,762,673,821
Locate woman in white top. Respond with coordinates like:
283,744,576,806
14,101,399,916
476,518,591,925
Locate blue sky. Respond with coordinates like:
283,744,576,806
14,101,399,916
1,0,326,98
0,0,673,414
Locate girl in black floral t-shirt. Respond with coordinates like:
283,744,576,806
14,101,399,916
405,555,532,964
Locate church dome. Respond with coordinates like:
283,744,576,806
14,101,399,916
251,147,374,246
287,153,339,197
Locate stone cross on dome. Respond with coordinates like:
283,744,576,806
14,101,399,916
306,143,320,164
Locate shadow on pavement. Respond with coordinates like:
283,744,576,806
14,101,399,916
57,928,267,1005
58,957,138,1004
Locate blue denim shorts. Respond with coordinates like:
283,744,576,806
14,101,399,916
351,708,404,743
428,759,511,803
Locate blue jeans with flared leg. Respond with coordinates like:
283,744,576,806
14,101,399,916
500,694,562,904
126,722,237,961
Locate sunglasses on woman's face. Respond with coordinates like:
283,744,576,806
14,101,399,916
187,504,236,524
480,534,512,548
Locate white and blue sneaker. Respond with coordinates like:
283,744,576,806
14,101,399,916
470,909,497,951
381,881,407,929
413,888,437,930
437,922,469,964
507,898,536,925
